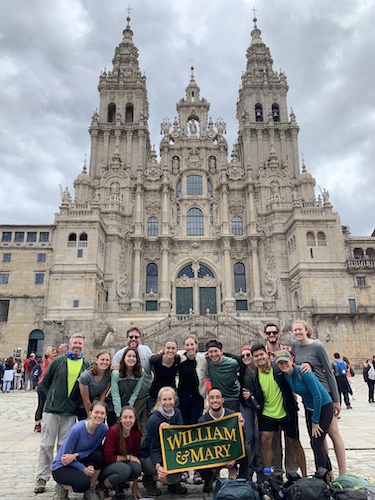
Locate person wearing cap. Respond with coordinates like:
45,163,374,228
276,349,335,479
24,352,38,391
34,333,91,495
205,339,241,412
247,344,307,478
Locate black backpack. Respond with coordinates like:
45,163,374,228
332,487,375,500
286,476,331,500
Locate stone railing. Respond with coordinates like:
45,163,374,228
347,259,375,270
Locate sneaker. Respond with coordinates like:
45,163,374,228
53,483,69,499
203,479,213,493
34,423,42,433
142,475,161,496
83,487,100,500
180,471,188,482
34,479,46,494
193,471,203,484
167,482,188,494
346,405,353,409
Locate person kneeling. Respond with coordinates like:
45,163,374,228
140,387,187,496
51,400,108,500
98,406,142,500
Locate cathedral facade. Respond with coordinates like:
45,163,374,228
1,17,374,363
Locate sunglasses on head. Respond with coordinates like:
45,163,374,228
265,331,278,336
128,335,140,339
241,353,251,359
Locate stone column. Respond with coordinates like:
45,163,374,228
130,239,143,311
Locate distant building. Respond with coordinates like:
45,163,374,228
1,16,374,362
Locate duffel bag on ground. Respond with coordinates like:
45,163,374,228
213,478,261,500
332,486,375,500
286,475,331,500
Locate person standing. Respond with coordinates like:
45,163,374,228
363,355,375,403
13,357,23,391
206,340,240,411
292,320,346,476
112,327,153,436
34,333,91,495
332,353,352,410
24,352,38,391
34,347,58,432
248,344,307,478
2,356,14,393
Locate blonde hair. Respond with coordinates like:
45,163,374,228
183,334,198,345
153,386,178,411
292,320,314,338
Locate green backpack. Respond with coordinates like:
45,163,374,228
331,475,375,491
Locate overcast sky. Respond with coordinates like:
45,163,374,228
0,0,374,236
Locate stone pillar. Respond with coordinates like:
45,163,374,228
130,239,143,311
249,239,264,310
159,239,171,312
222,239,235,312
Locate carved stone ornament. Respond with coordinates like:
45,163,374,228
264,271,278,298
227,164,244,181
117,274,130,298
145,164,162,181
229,199,244,215
145,200,161,214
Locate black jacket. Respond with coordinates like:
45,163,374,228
247,362,298,421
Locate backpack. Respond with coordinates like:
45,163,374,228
213,478,261,500
331,475,375,490
332,487,375,500
32,364,41,383
286,476,331,500
336,360,346,375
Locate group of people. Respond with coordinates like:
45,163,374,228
30,321,360,499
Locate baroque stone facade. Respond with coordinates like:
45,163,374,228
1,17,375,364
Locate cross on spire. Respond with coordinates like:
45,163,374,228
252,6,258,17
126,5,133,17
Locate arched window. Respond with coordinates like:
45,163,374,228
187,208,203,236
67,233,77,247
255,103,263,122
317,231,326,246
79,233,88,241
234,262,246,292
306,231,316,246
146,263,158,293
107,103,116,123
272,103,280,122
187,175,203,195
198,265,214,278
148,216,158,236
232,216,243,235
125,103,134,123
366,248,375,260
353,248,364,259
178,264,194,278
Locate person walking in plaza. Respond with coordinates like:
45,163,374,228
140,386,187,496
51,400,108,500
248,344,307,478
111,347,144,426
78,349,111,421
99,406,142,500
206,339,241,411
198,388,246,493
112,327,153,436
24,352,38,391
363,355,375,403
343,355,356,400
2,356,14,392
34,333,91,495
292,320,347,475
148,338,180,413
34,347,58,432
276,349,335,479
332,352,352,410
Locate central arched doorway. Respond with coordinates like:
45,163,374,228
175,262,217,315
27,329,45,357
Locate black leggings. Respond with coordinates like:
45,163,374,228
305,403,333,472
52,450,105,493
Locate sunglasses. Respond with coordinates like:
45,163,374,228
265,331,278,336
241,353,251,359
128,335,140,340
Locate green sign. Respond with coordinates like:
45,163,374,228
159,413,245,473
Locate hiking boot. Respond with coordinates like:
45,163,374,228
34,479,46,494
167,482,188,494
53,483,69,499
143,475,161,496
83,487,100,500
203,479,213,493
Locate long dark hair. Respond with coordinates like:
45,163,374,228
117,406,139,457
119,347,142,378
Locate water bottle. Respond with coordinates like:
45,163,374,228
262,467,275,500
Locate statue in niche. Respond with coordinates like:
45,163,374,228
292,189,298,202
208,156,216,173
110,181,120,198
189,119,197,136
172,156,180,174
270,181,280,200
